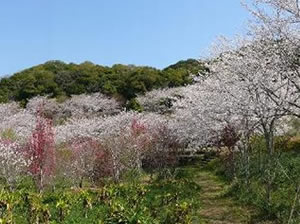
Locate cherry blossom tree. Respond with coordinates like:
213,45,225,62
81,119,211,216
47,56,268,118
203,1,300,201
0,102,20,120
60,93,122,119
243,0,300,116
209,35,298,155
0,109,36,141
0,139,29,188
137,87,184,114
26,96,61,121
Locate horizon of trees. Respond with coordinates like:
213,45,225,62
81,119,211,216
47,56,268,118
0,59,207,105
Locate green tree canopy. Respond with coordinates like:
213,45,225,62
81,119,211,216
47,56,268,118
0,59,208,104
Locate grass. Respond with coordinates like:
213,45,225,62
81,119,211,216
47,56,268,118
202,149,300,224
2,159,288,223
180,162,257,224
0,168,202,223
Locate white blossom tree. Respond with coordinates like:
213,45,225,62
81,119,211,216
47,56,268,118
60,93,122,119
137,87,184,114
0,109,36,141
209,36,297,155
0,139,29,188
243,0,300,116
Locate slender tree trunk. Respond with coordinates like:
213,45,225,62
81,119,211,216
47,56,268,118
79,177,83,188
264,127,275,204
243,135,250,187
112,155,120,182
231,147,236,178
38,168,44,193
264,131,274,156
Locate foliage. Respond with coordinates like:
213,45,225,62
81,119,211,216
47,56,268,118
164,59,207,76
0,168,200,224
208,141,300,223
0,60,207,104
287,136,300,152
126,98,143,112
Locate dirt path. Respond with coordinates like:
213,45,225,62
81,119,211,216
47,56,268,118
187,164,257,224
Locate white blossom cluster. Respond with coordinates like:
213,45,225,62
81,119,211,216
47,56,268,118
26,96,60,115
0,140,29,186
55,110,180,180
26,93,122,121
60,93,122,119
0,108,36,141
0,102,20,120
137,88,184,114
55,111,138,143
243,0,300,116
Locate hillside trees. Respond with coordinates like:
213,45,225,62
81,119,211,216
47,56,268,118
0,59,206,104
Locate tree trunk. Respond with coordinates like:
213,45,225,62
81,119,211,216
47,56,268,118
266,135,274,204
262,122,275,205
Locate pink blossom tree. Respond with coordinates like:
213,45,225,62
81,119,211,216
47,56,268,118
67,137,113,187
25,107,56,192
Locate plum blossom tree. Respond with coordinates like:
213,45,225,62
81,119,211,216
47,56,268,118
141,117,181,175
67,137,113,187
55,111,141,180
55,110,181,181
25,108,56,191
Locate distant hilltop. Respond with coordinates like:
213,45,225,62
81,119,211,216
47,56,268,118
0,59,207,105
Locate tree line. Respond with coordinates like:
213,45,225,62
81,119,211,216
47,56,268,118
0,59,207,105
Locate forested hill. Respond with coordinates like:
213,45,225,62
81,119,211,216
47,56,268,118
0,59,207,104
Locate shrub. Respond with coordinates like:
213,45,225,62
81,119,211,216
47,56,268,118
63,137,114,187
126,98,143,112
142,123,181,177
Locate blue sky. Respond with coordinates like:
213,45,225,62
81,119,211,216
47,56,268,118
0,0,249,76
